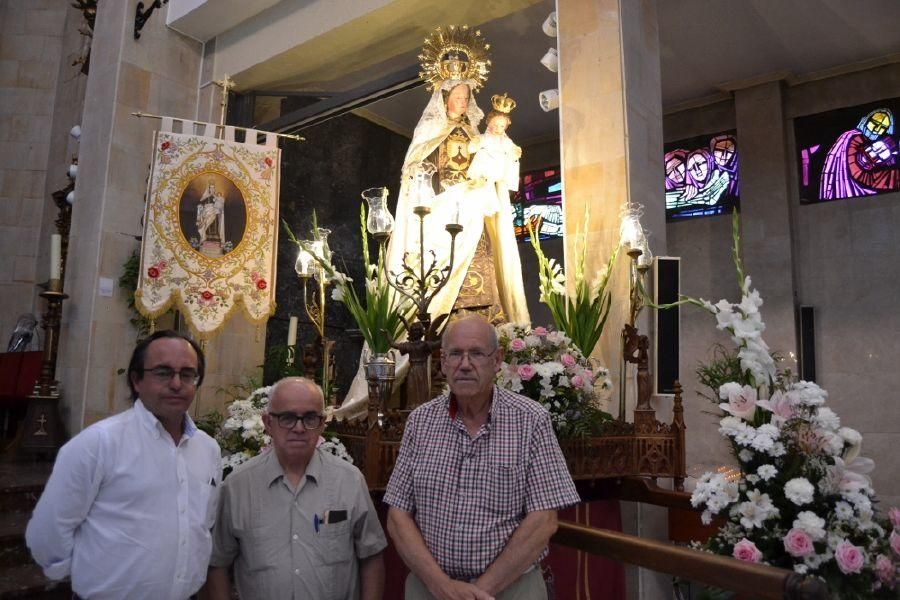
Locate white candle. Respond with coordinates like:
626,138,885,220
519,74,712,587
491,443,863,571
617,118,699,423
50,234,61,280
287,315,298,347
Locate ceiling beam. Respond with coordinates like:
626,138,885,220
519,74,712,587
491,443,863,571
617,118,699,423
255,64,423,134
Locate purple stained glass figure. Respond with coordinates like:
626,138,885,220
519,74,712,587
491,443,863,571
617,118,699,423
664,149,688,191
819,108,899,200
709,134,739,197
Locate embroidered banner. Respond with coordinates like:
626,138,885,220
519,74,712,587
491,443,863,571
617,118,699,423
136,122,280,338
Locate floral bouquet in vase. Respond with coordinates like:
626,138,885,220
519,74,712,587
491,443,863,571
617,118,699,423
495,323,613,438
284,205,413,356
672,214,897,597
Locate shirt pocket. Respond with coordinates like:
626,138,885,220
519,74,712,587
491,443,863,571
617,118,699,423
310,518,353,566
189,478,217,531
480,463,526,515
310,518,354,600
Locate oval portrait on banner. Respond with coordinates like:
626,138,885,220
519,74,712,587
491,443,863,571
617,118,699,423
179,172,247,259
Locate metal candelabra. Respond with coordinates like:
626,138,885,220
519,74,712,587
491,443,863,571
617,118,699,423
387,205,463,332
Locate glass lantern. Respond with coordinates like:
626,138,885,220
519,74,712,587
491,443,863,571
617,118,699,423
636,231,653,270
408,161,437,211
362,187,394,237
619,203,645,252
295,246,314,277
313,228,332,265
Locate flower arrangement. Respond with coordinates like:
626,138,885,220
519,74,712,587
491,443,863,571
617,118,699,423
528,210,619,358
495,323,613,438
283,206,412,354
207,385,353,475
674,214,897,597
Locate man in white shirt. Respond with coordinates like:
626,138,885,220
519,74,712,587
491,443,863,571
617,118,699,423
26,330,222,600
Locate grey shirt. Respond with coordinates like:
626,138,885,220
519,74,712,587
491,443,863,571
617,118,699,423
210,449,387,600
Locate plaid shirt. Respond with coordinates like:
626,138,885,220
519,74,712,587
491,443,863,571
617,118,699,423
383,386,580,580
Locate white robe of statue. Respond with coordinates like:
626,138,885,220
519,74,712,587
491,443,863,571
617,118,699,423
336,79,530,418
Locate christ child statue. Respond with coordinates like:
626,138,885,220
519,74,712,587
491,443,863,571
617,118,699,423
468,93,522,195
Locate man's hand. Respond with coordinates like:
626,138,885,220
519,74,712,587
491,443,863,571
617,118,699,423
474,510,557,596
387,507,494,600
428,577,494,600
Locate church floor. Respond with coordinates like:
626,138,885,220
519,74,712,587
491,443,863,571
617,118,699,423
0,456,69,599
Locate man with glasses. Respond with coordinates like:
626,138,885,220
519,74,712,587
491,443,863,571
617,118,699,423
205,377,386,600
27,330,221,599
385,315,579,600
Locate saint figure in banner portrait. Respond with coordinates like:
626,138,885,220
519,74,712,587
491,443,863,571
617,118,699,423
180,173,247,259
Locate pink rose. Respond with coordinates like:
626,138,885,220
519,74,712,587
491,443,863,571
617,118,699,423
533,326,548,336
583,369,593,381
509,338,526,352
875,554,894,585
571,375,584,388
783,528,814,557
889,507,900,530
732,538,762,563
560,353,576,368
835,540,865,574
892,531,900,557
517,364,536,381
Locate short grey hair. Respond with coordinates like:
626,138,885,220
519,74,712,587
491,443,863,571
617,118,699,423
267,377,325,413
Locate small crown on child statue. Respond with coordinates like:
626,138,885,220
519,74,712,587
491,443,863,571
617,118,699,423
491,93,517,114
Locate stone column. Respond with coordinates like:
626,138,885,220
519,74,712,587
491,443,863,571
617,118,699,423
557,1,668,598
732,81,798,364
57,2,203,432
557,0,666,406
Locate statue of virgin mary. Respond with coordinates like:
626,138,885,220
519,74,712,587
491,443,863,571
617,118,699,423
337,25,530,415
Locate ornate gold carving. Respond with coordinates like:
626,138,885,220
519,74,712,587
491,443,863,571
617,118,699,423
491,93,517,114
418,25,491,92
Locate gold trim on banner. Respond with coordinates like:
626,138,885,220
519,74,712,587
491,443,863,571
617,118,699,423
135,131,280,339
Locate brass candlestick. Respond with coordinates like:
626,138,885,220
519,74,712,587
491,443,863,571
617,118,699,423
22,289,68,454
297,272,335,405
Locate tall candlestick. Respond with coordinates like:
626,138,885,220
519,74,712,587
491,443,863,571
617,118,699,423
287,315,298,347
50,234,61,281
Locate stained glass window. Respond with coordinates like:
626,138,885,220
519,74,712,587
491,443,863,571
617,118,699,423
795,98,900,204
512,167,563,241
664,130,740,221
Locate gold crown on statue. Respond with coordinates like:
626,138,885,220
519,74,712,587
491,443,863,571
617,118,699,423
418,25,491,92
491,93,516,114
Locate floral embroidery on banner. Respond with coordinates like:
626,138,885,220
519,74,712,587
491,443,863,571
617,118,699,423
135,130,280,337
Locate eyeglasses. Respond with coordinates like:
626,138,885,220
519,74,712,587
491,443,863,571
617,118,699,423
268,411,326,430
142,366,201,386
443,348,498,367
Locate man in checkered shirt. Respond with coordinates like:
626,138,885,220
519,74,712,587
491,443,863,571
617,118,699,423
384,315,580,600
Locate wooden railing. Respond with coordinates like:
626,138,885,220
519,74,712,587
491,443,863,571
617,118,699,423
552,521,829,599
553,477,831,600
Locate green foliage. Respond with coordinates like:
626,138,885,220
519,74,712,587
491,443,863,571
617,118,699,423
695,344,747,403
118,249,154,336
528,215,619,358
282,206,413,354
